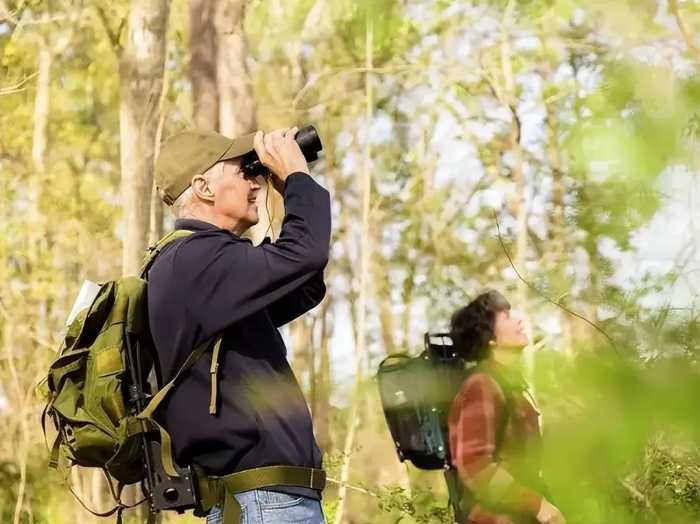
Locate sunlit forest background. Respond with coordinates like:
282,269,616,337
1,0,700,523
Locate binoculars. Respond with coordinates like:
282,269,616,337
241,125,323,177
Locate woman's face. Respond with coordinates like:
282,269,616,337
493,309,530,349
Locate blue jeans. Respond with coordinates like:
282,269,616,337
205,490,326,524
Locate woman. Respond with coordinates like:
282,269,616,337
447,290,565,524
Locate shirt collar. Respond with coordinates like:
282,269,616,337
173,218,252,243
172,218,273,245
174,218,220,232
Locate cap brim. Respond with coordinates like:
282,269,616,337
219,132,256,162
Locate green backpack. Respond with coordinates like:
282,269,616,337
39,230,199,514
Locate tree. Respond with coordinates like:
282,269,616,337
115,0,170,276
189,0,219,130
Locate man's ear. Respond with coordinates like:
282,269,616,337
191,174,216,203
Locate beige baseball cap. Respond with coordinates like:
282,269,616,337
155,130,256,205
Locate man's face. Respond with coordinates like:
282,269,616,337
209,160,263,231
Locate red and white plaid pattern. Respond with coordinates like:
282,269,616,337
448,370,543,524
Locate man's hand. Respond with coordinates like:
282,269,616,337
253,127,309,193
536,500,566,524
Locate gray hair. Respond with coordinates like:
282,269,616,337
171,162,224,218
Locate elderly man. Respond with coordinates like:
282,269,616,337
147,128,330,524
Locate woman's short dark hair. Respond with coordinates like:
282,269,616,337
450,290,511,361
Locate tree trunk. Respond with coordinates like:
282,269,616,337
314,299,332,451
189,0,219,130
212,0,279,246
401,262,415,348
215,0,255,137
13,37,52,524
30,36,51,342
149,60,170,244
149,178,165,244
119,0,170,276
545,92,574,355
334,15,374,524
373,248,396,356
32,40,50,177
290,318,312,390
501,0,528,306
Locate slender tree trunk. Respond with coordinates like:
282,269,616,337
669,0,699,61
13,37,52,524
8,324,27,524
215,0,255,137
149,178,165,243
501,0,528,306
374,256,396,355
356,12,373,380
401,263,415,348
189,0,219,130
32,41,50,176
545,93,574,354
334,392,360,524
119,0,169,277
314,299,332,451
150,59,170,244
334,15,373,524
30,36,51,343
117,3,169,516
546,106,565,259
290,318,312,389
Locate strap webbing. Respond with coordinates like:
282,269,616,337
137,230,224,480
138,340,212,420
150,418,179,478
199,466,326,524
137,336,220,477
209,338,222,415
139,229,194,277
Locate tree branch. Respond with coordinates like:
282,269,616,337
0,73,37,96
669,0,698,58
0,0,22,25
94,5,124,53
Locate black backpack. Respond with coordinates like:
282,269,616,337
377,333,471,470
378,333,526,521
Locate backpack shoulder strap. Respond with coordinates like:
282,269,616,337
471,363,517,452
137,228,224,476
137,336,215,477
139,229,194,278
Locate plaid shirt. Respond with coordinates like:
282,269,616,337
448,362,544,524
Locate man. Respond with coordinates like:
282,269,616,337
148,127,330,523
447,290,566,524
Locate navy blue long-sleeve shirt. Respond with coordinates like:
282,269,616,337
147,172,331,499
